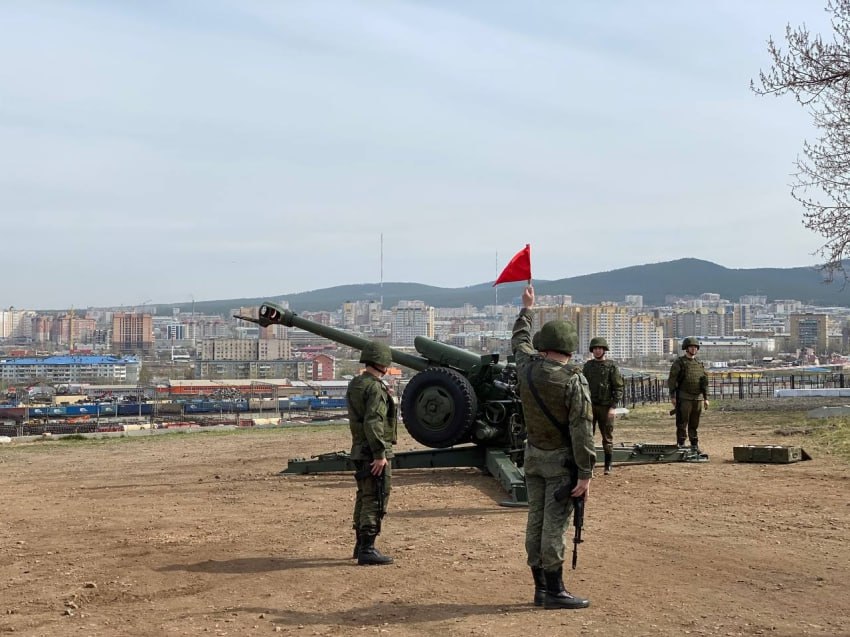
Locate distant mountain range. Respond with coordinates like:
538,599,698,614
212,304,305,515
157,258,850,316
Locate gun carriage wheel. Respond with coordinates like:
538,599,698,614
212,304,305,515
401,367,478,448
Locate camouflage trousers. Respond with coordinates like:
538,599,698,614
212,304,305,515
352,460,392,533
523,444,574,572
591,403,615,453
675,399,703,445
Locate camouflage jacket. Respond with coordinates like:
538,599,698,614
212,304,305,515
667,355,708,400
511,308,596,479
346,372,398,460
582,358,624,406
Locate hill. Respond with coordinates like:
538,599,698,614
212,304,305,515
157,258,848,315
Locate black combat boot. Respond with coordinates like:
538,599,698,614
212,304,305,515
543,567,590,609
352,528,361,559
357,533,393,566
677,439,687,449
531,566,546,606
690,439,700,454
603,452,612,475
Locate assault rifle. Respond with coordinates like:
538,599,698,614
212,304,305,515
571,494,584,570
553,464,585,569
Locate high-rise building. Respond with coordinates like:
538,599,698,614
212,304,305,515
579,306,633,360
391,300,434,346
533,304,663,361
111,313,154,354
0,308,35,340
789,313,828,353
50,313,97,348
740,295,767,306
630,315,664,359
165,323,186,340
728,304,754,330
674,308,726,338
342,301,358,328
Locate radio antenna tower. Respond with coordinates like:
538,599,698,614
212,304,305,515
495,251,498,305
380,233,384,307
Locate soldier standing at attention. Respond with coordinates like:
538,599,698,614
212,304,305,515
346,341,397,566
512,284,595,610
668,337,709,453
582,337,624,475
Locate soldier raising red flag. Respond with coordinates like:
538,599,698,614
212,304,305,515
494,244,532,286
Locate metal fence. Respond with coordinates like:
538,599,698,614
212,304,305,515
622,376,666,407
621,371,850,406
707,371,848,399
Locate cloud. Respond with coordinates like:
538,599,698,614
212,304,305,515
0,0,831,308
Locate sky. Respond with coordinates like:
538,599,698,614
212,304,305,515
0,1,837,309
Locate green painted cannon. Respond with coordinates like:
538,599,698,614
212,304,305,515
237,302,706,506
239,302,525,452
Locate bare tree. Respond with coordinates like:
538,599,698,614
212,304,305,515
753,0,850,279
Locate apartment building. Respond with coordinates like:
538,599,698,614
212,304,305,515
531,304,664,361
199,338,292,361
111,313,154,354
0,308,36,340
0,355,140,384
789,313,828,354
630,315,665,359
195,359,312,380
674,308,726,338
391,301,434,346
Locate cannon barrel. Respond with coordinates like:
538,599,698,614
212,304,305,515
237,301,522,452
413,336,506,374
243,302,430,371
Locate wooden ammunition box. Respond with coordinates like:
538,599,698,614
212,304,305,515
733,445,808,464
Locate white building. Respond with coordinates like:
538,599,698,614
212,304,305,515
391,301,435,347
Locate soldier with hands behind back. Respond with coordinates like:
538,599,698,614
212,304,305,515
346,341,398,565
512,284,595,610
668,337,709,453
582,337,624,475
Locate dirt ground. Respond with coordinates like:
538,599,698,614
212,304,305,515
1,406,848,637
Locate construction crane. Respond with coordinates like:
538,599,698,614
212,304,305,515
68,306,75,354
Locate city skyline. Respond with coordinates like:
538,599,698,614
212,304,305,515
2,291,843,381
3,255,849,313
1,1,834,308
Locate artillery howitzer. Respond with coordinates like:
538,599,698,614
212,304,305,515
237,302,706,506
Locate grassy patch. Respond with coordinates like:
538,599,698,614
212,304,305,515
56,434,89,442
0,422,350,455
619,403,850,464
808,417,850,462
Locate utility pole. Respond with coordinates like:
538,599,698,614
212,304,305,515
191,295,196,353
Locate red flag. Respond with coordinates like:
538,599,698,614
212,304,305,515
493,244,532,286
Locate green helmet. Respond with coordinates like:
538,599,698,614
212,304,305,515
681,337,700,350
360,341,392,368
589,336,609,352
534,320,578,355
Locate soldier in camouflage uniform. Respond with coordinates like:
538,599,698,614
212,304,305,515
668,337,709,452
583,337,624,475
346,341,398,566
512,285,595,610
